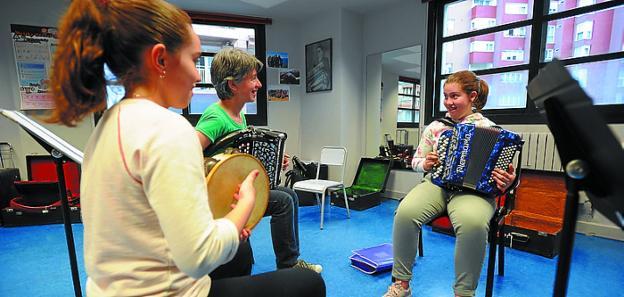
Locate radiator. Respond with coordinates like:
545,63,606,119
518,132,563,172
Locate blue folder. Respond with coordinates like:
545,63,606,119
349,243,393,274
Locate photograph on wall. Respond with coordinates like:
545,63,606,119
279,69,300,85
267,85,290,102
266,51,288,68
11,24,58,110
305,38,332,93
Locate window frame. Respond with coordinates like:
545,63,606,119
424,0,624,125
397,76,421,128
185,12,270,126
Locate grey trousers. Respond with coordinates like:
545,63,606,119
391,176,495,297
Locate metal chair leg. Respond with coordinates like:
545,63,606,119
342,187,350,218
320,191,326,229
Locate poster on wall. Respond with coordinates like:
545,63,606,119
11,24,58,110
279,69,300,85
305,38,332,93
268,85,290,102
266,51,288,68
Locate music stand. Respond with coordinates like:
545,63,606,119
0,109,83,297
527,59,624,297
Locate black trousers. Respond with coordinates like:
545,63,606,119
208,240,325,297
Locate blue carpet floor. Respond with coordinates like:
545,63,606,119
1,198,623,296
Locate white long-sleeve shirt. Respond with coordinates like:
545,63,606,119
81,99,239,296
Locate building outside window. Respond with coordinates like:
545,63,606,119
427,0,624,124
544,48,554,61
575,21,593,41
473,0,497,6
471,18,497,30
547,25,556,43
501,50,525,61
470,41,495,52
505,3,528,14
503,27,527,37
573,45,591,57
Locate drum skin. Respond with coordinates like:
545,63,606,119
205,153,269,230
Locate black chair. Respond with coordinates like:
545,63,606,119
417,162,522,297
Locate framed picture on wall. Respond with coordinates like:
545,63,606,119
305,38,332,93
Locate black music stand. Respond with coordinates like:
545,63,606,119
527,60,624,297
0,109,83,297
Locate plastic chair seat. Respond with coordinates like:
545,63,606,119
293,180,343,193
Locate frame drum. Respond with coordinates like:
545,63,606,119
204,153,269,229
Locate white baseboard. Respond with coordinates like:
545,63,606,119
576,220,624,241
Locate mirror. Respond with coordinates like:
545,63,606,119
365,45,423,158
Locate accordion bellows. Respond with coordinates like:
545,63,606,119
431,124,523,197
204,127,287,189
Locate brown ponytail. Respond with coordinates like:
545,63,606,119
48,0,191,126
445,70,489,111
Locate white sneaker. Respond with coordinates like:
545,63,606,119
382,281,412,297
293,259,323,273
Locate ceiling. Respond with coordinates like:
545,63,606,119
382,45,422,79
169,0,407,22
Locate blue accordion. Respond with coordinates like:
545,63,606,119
431,123,523,197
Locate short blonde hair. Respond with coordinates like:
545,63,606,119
211,48,263,99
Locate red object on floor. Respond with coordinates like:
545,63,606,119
26,155,81,200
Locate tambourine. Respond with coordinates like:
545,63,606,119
204,152,269,230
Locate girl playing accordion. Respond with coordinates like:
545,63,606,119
383,70,516,297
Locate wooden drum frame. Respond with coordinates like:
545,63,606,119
204,153,269,230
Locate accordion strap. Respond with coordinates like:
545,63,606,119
436,117,456,127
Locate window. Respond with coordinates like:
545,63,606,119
501,50,524,61
470,41,495,52
546,25,556,43
544,48,554,61
471,18,497,30
397,77,420,128
575,21,593,41
549,1,559,13
578,0,595,8
503,27,527,37
505,3,528,14
469,63,494,71
473,0,497,6
573,45,591,57
426,0,624,124
185,12,269,126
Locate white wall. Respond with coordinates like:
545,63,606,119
297,9,364,183
265,19,304,157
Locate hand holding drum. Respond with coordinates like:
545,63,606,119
204,150,270,230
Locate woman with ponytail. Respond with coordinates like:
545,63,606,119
382,70,516,297
50,1,325,296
